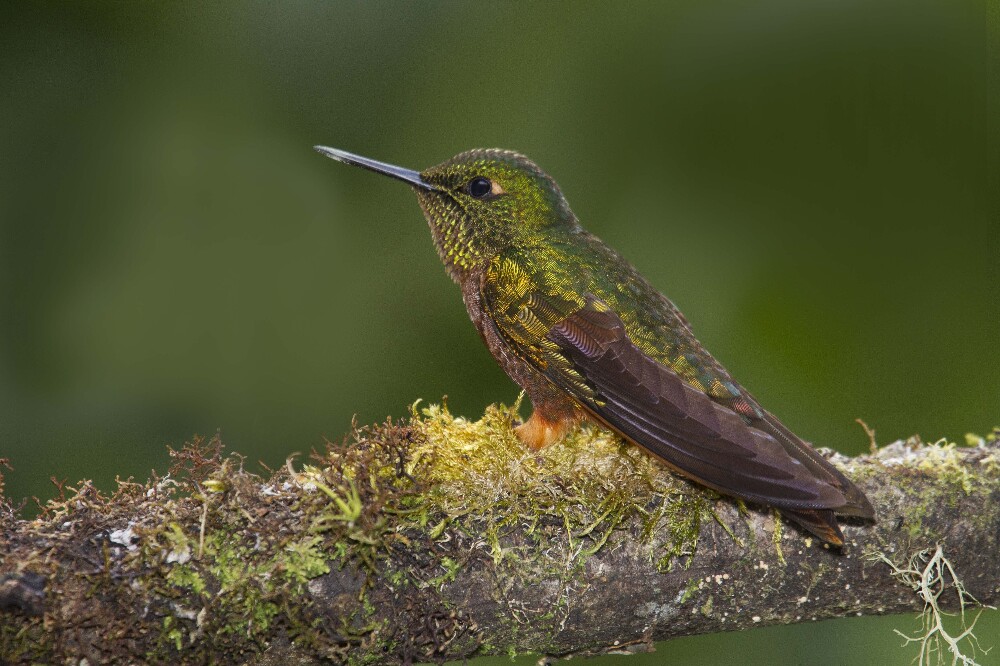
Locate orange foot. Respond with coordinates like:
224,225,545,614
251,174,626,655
514,410,578,451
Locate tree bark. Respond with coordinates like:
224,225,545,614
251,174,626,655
1,406,998,665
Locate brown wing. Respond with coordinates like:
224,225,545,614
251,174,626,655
480,250,872,544
538,296,872,544
752,408,874,519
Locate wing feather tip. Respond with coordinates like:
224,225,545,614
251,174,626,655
781,508,847,547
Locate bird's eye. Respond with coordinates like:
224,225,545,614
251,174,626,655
467,177,493,199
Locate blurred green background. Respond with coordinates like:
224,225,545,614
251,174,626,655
1,1,996,664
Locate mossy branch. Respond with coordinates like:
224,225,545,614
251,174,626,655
1,404,999,665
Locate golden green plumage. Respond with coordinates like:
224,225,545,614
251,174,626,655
316,145,874,546
417,150,752,411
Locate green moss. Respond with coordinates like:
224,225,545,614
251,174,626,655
700,594,714,618
280,535,332,584
914,440,977,496
165,564,206,595
6,407,995,664
413,401,711,571
969,428,1000,475
680,577,701,603
163,616,184,652
391,401,729,655
867,435,1000,542
426,556,460,589
771,512,786,566
117,430,408,660
655,494,705,572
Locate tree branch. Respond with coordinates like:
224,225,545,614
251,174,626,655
1,404,998,665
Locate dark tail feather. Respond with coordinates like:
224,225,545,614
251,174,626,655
759,412,876,520
781,508,845,547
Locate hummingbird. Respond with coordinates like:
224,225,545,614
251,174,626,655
315,146,874,546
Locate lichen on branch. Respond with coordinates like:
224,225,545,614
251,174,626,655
1,404,998,665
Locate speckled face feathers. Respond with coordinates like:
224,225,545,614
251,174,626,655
414,150,577,281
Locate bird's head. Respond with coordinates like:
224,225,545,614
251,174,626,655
316,146,577,280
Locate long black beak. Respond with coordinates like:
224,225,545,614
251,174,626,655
313,146,438,191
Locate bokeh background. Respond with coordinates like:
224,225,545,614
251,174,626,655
2,1,996,664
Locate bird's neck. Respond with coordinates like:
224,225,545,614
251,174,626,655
420,206,512,284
